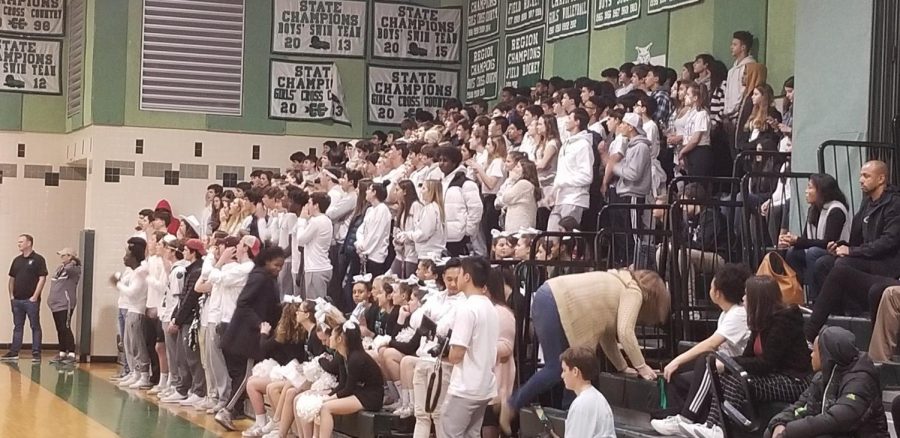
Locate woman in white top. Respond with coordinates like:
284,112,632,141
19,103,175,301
495,159,541,232
390,180,423,277
400,179,447,260
669,82,712,177
635,94,666,200
355,182,392,277
469,133,507,240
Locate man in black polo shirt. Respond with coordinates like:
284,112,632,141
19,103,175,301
3,234,48,362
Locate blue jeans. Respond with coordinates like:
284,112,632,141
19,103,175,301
785,246,828,300
118,308,130,373
508,284,569,411
11,299,42,355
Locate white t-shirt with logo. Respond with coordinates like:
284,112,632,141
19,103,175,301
448,294,499,401
715,305,750,357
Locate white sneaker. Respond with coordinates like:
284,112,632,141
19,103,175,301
394,406,413,419
651,415,691,436
384,400,401,411
261,420,278,434
179,394,203,406
197,398,216,411
207,401,226,414
242,424,265,437
680,422,725,438
157,387,174,398
129,374,152,389
160,392,187,403
117,373,138,388
261,430,280,438
148,384,165,395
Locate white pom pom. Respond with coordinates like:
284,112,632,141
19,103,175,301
280,359,306,389
310,372,339,392
252,359,279,378
294,393,325,423
395,327,415,344
301,356,325,382
372,335,391,350
362,336,374,351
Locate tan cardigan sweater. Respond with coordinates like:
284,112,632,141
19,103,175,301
547,269,645,371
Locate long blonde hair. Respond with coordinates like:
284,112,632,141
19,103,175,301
421,180,446,224
744,83,775,132
487,135,508,162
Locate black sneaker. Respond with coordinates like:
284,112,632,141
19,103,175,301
0,352,18,361
31,356,41,363
50,355,65,364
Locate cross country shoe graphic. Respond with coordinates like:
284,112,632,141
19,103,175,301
408,42,428,57
310,36,331,50
4,75,25,88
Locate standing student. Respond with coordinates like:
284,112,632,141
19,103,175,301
441,257,499,438
549,108,594,232
115,237,152,389
398,179,447,259
435,146,484,256
294,192,334,299
3,234,48,362
672,83,713,177
216,247,286,431
355,182,393,276
723,31,757,124
392,180,424,277
47,247,81,365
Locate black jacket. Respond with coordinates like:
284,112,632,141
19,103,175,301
223,266,281,360
173,259,203,327
767,327,888,438
847,187,900,266
736,306,812,379
685,208,729,256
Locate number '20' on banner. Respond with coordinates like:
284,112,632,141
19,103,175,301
269,60,351,125
367,65,459,125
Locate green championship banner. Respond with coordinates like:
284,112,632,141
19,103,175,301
547,0,589,41
594,0,640,29
368,65,458,124
506,0,544,31
466,0,499,41
373,2,461,63
648,0,700,14
0,0,65,36
504,27,543,88
0,35,61,94
272,0,367,57
270,60,350,124
465,38,499,102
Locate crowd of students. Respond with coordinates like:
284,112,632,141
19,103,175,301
8,27,900,438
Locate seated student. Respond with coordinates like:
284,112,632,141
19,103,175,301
378,280,427,417
809,161,900,301
242,300,308,437
491,231,516,259
298,311,384,438
256,300,324,437
652,264,751,435
500,269,670,434
766,326,889,438
658,182,728,294
546,347,616,438
870,285,900,363
679,275,812,438
780,173,850,290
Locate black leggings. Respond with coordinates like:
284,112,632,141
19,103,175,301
52,309,76,354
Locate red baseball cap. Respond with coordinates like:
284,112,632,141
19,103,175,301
184,238,207,256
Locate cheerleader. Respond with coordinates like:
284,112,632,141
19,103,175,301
298,315,384,438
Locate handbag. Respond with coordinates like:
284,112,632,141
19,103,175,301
756,251,803,304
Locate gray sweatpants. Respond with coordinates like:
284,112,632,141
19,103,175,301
176,325,206,397
278,258,294,298
438,394,490,438
124,312,150,373
304,270,332,300
163,321,182,388
205,322,231,402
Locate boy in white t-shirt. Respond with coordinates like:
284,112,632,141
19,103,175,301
651,264,752,436
441,257,499,438
552,347,616,438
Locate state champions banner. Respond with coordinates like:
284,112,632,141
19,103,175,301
372,2,461,63
0,35,61,94
270,60,350,124
368,65,458,125
0,0,65,36
271,0,366,57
